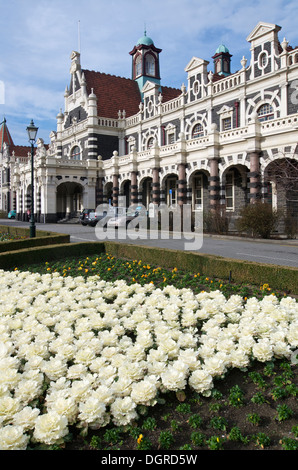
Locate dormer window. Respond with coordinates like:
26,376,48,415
145,54,155,76
135,55,142,77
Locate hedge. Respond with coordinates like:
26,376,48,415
0,240,297,295
0,225,70,253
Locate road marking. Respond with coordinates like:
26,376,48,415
237,252,296,263
70,236,94,242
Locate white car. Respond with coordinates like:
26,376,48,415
107,206,147,229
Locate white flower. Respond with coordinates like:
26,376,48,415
13,407,40,431
131,379,157,405
188,369,214,393
161,366,187,391
252,339,273,362
48,397,78,424
0,396,21,425
33,411,68,446
110,397,137,426
78,397,106,425
0,425,30,450
41,357,68,381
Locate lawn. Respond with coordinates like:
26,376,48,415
0,253,297,451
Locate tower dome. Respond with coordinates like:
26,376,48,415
137,30,154,46
215,44,229,54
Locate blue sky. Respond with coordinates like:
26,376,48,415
0,0,298,146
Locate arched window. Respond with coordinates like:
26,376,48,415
135,55,142,77
71,146,81,160
147,137,154,149
192,123,204,139
145,54,155,76
257,103,274,122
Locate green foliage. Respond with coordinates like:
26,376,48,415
142,417,157,431
228,385,245,407
228,426,250,445
206,435,225,450
188,414,203,429
158,430,175,449
251,392,268,405
252,432,271,448
280,438,298,451
246,413,261,426
190,431,205,446
275,404,294,422
209,416,228,431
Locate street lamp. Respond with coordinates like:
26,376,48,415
26,119,38,237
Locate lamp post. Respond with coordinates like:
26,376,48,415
26,120,38,238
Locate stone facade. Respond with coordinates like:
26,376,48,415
1,22,298,230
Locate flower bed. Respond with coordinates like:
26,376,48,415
0,267,297,450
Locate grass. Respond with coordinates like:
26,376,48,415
14,252,298,451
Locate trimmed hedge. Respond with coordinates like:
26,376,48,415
0,225,70,253
0,240,297,295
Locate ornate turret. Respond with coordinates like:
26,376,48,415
212,44,232,76
129,30,162,96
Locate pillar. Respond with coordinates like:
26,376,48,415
209,158,220,211
130,171,138,204
152,167,160,205
177,163,187,206
248,151,261,203
112,174,119,207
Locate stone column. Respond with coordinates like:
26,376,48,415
130,171,138,205
177,163,187,206
152,167,160,205
112,174,119,207
248,151,261,203
96,176,103,206
209,158,220,211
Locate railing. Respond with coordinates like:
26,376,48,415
288,49,298,66
212,73,242,95
220,127,248,142
98,117,118,128
260,114,298,134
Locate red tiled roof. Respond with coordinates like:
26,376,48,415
83,69,141,119
161,85,182,102
83,69,182,119
11,145,31,158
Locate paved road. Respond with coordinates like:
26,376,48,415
1,219,297,268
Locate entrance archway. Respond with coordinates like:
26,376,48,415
56,182,83,219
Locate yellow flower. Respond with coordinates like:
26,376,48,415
137,434,143,445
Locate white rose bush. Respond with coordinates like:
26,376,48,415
0,268,297,449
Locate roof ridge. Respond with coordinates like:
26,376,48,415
83,69,133,82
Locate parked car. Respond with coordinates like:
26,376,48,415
87,210,108,227
79,209,95,225
8,210,16,219
107,206,147,229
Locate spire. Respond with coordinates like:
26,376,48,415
0,118,14,152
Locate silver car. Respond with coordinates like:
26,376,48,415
107,206,147,229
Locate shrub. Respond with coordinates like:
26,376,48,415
236,202,279,238
203,208,229,234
